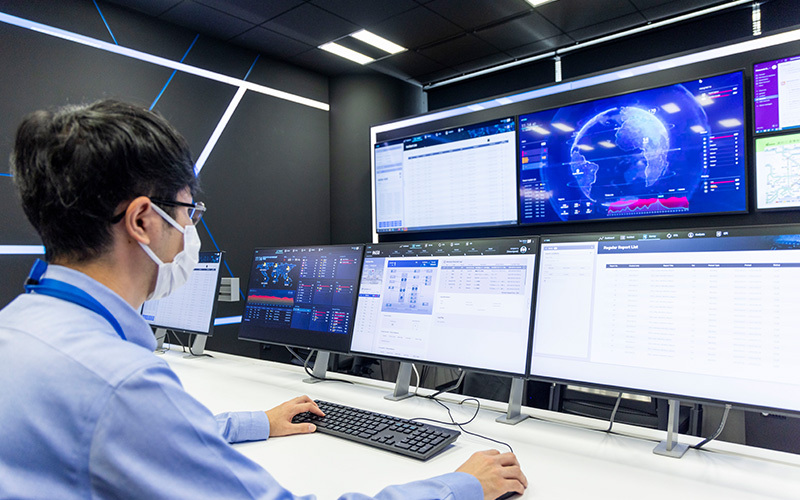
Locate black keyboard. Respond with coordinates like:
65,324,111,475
292,399,460,460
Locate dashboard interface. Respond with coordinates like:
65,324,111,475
351,237,537,375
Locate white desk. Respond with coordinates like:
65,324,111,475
161,348,800,499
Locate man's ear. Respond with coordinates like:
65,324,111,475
123,196,156,246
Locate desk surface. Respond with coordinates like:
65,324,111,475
161,348,800,500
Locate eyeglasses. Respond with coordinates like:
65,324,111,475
150,198,206,225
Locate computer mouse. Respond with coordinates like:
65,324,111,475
495,491,519,500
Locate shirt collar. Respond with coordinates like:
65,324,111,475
42,264,157,351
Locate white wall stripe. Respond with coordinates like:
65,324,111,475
195,86,247,175
0,245,45,255
0,12,329,111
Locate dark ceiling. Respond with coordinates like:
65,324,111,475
105,0,740,87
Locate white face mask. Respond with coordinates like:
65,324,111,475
139,203,201,301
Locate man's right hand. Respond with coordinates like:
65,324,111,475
456,450,527,500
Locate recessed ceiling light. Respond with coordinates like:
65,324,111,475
526,0,557,7
351,30,405,54
319,42,374,65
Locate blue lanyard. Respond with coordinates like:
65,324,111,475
24,259,127,341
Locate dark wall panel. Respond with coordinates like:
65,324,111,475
329,74,425,244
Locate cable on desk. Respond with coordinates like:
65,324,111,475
428,369,466,399
411,394,514,453
187,334,213,358
692,404,732,450
606,392,623,433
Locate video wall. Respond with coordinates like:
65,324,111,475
372,43,800,237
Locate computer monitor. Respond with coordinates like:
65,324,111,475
141,251,224,336
238,244,364,356
754,132,800,210
518,70,747,224
374,117,518,233
351,237,538,376
530,225,800,415
754,53,800,134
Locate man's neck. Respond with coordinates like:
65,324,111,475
54,256,147,309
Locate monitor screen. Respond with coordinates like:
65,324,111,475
518,71,746,224
351,237,537,375
755,132,800,210
530,225,800,414
141,251,223,335
754,54,800,134
374,117,518,233
238,244,364,354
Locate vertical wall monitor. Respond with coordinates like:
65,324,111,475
754,53,800,134
518,70,746,224
755,132,800,210
531,225,800,415
238,244,364,354
141,251,224,336
374,117,518,233
351,237,538,375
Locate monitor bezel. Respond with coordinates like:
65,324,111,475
237,244,365,355
516,68,750,227
350,236,539,377
529,223,800,417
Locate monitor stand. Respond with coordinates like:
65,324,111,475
385,362,414,401
184,334,208,358
653,399,689,458
303,350,331,384
496,377,529,425
154,328,167,352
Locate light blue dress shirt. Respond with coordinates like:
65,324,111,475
0,264,482,499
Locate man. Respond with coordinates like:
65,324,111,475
0,99,527,499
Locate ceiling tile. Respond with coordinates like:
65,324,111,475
638,0,728,22
505,33,574,58
310,0,419,27
105,0,182,17
535,0,637,32
263,3,360,46
568,12,647,42
419,34,500,67
375,50,446,78
159,1,255,40
372,6,463,48
231,26,313,59
628,0,723,12
424,0,531,30
416,67,460,85
193,0,305,24
475,10,563,51
290,48,374,76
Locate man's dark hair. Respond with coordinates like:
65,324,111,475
10,99,199,262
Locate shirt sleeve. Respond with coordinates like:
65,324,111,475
215,411,270,443
88,360,482,500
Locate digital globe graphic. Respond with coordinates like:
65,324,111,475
546,85,707,218
518,71,746,224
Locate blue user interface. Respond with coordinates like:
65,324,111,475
238,245,364,353
518,71,746,224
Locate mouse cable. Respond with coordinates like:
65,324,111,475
692,404,732,450
412,394,514,453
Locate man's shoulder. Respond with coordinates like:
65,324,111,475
0,293,167,388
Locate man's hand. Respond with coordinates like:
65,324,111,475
456,450,528,500
265,396,325,437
